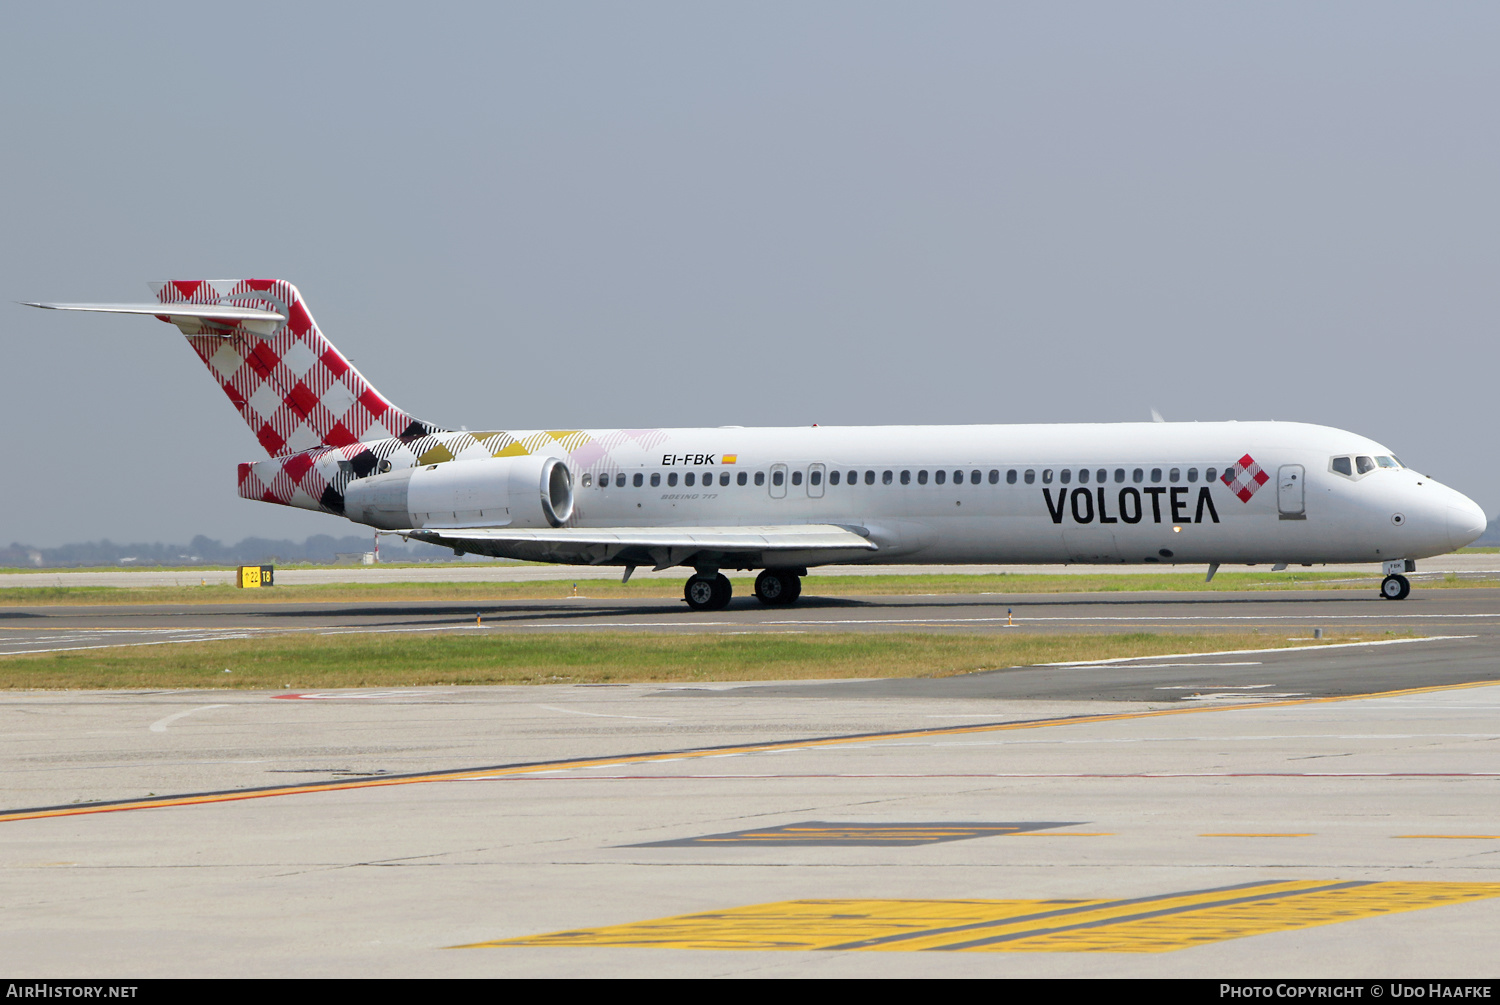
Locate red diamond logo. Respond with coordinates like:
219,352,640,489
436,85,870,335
286,381,319,418
1222,453,1271,503
282,452,315,484
256,423,286,455
324,421,358,447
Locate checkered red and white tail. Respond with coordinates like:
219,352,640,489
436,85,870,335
154,280,439,456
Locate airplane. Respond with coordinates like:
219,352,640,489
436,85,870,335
25,279,1488,609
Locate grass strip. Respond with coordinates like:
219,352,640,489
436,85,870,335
0,629,1389,690
0,570,1495,607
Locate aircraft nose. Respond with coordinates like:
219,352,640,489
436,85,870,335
1447,494,1489,551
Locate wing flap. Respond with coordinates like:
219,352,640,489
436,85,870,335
410,524,876,566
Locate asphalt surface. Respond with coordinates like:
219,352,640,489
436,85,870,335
2,552,1498,587
5,588,1500,704
3,587,1499,977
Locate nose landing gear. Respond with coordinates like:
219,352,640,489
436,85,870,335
1380,559,1414,601
1380,574,1411,600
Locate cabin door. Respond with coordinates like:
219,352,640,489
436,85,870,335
769,463,788,499
1277,465,1305,520
807,463,826,498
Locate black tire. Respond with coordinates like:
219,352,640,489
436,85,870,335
685,574,732,611
755,570,802,605
1380,574,1411,601
754,570,786,605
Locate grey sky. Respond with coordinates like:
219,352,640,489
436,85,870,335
3,3,1497,546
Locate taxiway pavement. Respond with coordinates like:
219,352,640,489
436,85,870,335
2,589,1499,976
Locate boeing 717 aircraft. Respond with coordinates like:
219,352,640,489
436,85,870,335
26,279,1488,609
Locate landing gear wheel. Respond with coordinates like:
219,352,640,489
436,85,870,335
781,572,802,604
754,569,802,605
1380,574,1411,601
685,573,732,611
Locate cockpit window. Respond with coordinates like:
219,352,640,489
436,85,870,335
1356,455,1376,474
1331,456,1352,477
1376,456,1398,468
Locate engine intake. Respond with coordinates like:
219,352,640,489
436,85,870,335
344,455,573,530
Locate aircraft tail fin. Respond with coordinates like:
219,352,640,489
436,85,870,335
154,280,442,455
28,280,441,456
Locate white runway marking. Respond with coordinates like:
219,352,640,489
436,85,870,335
1043,636,1476,666
148,704,230,733
510,614,1500,629
535,704,674,722
1156,684,1276,690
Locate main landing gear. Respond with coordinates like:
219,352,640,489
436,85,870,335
754,568,803,606
682,568,807,611
1380,559,1413,601
684,572,733,611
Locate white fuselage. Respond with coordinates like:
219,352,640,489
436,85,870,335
388,420,1486,568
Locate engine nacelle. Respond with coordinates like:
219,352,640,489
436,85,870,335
343,455,573,530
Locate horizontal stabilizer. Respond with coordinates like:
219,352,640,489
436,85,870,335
23,301,284,336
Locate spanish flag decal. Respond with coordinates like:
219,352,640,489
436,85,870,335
722,454,738,464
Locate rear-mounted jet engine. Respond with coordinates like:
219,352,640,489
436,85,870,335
344,455,573,530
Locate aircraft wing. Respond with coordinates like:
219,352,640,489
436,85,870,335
408,524,878,569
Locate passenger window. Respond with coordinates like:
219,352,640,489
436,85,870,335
935,470,947,485
1332,456,1352,476
1114,469,1125,483
882,470,893,485
1151,468,1162,483
1024,469,1035,484
791,471,802,486
1133,468,1143,483
1042,469,1054,484
736,471,747,486
754,471,765,486
633,473,643,487
865,470,875,485
1356,455,1376,474
1006,469,1017,484
811,470,822,486
1187,468,1197,483
720,471,730,486
953,470,963,484
582,473,593,488
1096,469,1106,483
847,470,857,484
989,469,999,484
829,470,840,486
651,472,661,487
900,470,910,485
772,470,784,486
684,472,695,487
1169,468,1179,483
1078,468,1090,484
1060,469,1071,485
667,472,678,487
918,470,929,485
703,470,711,484
1205,467,1216,482
969,470,979,485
